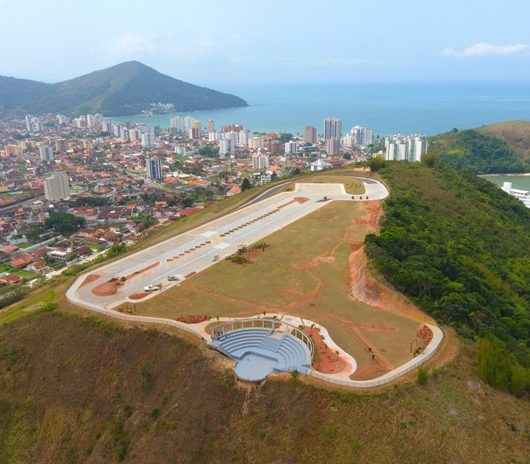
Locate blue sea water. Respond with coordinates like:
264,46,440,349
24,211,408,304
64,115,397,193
114,82,530,136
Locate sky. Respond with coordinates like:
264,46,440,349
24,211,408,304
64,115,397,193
1,0,530,87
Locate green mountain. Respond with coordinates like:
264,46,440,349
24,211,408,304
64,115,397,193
478,120,530,162
0,61,248,117
428,124,530,174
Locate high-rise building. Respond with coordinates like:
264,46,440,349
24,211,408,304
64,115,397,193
189,121,201,140
252,152,269,171
238,129,250,147
25,115,32,133
44,172,70,202
146,156,162,181
207,119,215,133
141,131,155,149
219,139,232,158
284,141,298,155
384,135,428,162
324,117,342,140
350,126,374,147
326,138,341,155
303,126,317,144
39,144,54,163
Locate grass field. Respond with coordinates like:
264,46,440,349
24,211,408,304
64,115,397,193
126,200,422,374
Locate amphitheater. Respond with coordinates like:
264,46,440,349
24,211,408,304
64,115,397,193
210,319,313,382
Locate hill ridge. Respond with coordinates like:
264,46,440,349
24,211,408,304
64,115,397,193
0,61,248,117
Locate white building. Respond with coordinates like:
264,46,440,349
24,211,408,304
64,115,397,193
252,152,269,171
141,131,155,149
310,159,332,172
44,172,70,202
238,129,250,148
284,141,298,155
39,144,54,163
385,134,428,162
219,139,232,158
350,126,374,147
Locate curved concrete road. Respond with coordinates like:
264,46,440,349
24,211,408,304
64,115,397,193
65,178,443,388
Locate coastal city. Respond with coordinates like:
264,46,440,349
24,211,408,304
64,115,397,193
0,111,429,307
1,1,530,461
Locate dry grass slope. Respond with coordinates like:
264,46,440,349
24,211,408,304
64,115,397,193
0,312,529,464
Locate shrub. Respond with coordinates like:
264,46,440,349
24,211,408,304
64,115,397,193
417,367,429,385
477,338,530,395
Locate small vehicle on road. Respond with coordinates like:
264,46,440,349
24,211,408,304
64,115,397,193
167,275,181,282
144,284,162,292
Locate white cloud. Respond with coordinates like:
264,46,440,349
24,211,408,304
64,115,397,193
443,42,529,58
105,33,219,63
111,33,157,58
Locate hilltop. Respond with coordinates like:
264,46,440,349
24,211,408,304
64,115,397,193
0,61,248,117
0,165,529,462
427,127,530,174
478,120,530,162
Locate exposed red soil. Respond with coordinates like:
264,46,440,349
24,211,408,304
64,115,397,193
92,279,121,297
293,197,310,204
176,315,210,324
80,273,101,288
349,246,434,324
92,262,160,297
129,292,148,300
304,327,350,374
354,201,383,232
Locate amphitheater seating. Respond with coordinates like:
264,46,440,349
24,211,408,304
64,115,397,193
211,328,312,382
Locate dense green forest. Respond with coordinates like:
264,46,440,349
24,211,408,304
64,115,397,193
366,163,530,393
428,129,530,173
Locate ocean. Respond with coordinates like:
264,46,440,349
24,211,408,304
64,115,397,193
113,81,530,136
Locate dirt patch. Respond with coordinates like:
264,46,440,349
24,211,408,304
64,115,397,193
305,327,350,374
354,202,383,232
349,246,434,324
80,273,101,288
92,278,121,297
91,262,160,297
129,292,148,300
176,315,210,324
293,197,310,204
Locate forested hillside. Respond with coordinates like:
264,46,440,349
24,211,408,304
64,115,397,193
366,163,530,393
427,129,530,173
